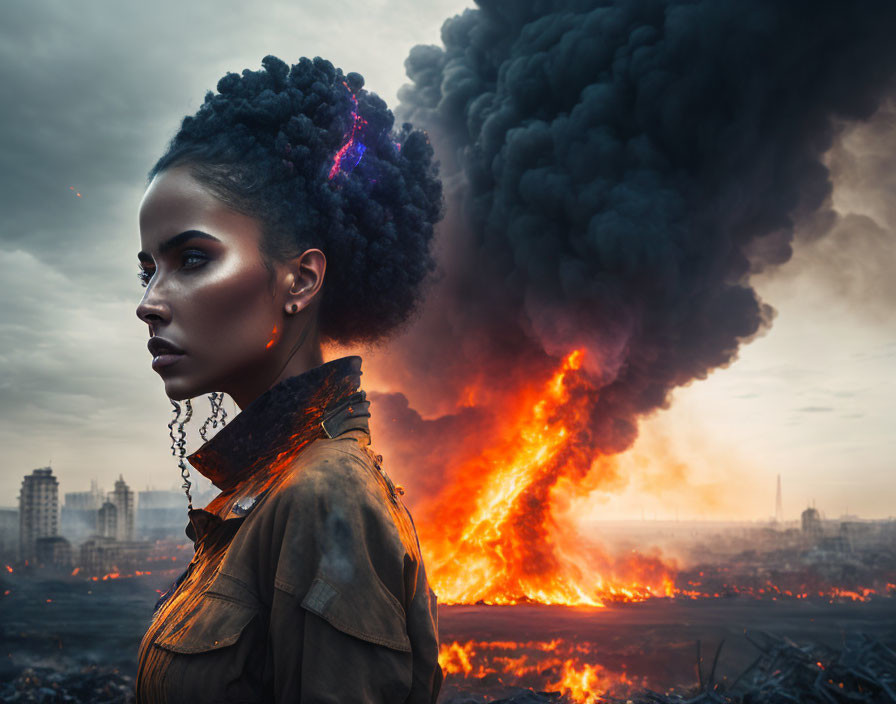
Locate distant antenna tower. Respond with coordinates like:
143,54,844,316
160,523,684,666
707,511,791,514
775,474,783,522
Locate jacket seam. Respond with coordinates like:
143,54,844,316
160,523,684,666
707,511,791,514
324,445,400,502
301,578,412,652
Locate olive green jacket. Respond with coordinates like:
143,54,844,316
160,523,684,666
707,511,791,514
136,356,443,703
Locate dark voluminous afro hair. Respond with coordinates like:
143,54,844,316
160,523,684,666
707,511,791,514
148,54,443,346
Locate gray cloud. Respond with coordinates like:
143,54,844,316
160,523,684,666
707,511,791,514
0,0,474,499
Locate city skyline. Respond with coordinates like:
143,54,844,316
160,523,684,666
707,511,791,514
5,464,889,524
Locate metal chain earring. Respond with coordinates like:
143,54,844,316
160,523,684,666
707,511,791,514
168,398,194,511
199,391,228,441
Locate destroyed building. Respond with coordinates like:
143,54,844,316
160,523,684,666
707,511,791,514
18,467,59,563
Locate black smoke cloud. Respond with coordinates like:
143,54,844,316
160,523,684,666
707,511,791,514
372,0,896,479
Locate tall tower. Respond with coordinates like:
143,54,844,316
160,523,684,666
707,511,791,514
98,501,118,539
18,467,59,563
109,474,134,542
775,474,783,523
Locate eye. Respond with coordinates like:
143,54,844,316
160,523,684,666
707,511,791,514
181,250,208,269
136,249,209,288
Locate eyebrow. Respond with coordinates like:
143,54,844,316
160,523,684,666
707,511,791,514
137,230,220,263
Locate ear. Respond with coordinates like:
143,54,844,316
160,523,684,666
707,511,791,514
283,248,326,316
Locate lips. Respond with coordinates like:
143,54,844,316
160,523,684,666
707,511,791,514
148,337,185,357
148,337,186,372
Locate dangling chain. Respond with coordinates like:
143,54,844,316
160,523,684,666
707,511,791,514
168,398,194,511
199,391,228,441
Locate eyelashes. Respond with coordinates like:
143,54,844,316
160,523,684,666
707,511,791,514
137,251,208,288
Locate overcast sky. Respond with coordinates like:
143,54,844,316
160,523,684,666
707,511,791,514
2,1,893,522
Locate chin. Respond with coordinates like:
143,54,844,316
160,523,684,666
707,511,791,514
160,375,207,403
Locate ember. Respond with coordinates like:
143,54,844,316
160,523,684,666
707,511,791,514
435,632,896,704
439,638,643,703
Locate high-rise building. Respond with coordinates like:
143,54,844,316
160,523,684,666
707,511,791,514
137,489,189,540
18,467,59,563
64,480,104,511
35,535,73,568
98,501,118,539
62,479,104,540
109,475,134,542
801,505,822,538
0,507,19,560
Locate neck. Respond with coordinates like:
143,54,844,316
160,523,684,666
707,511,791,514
226,341,323,410
264,341,326,401
227,304,325,409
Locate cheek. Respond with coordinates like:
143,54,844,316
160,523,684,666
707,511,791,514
185,260,277,363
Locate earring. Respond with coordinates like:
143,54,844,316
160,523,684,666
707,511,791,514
168,398,194,511
199,391,228,441
291,304,298,313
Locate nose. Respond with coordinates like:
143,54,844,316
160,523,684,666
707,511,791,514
136,281,171,328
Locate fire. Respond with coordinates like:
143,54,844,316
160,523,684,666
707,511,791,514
439,641,475,676
547,660,635,704
417,349,677,606
437,638,641,703
406,348,894,606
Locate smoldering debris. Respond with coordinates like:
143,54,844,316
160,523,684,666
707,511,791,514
440,631,896,704
4,632,895,703
0,664,135,703
603,631,896,704
726,631,896,704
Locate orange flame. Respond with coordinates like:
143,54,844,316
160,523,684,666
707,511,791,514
416,349,677,605
437,638,641,703
547,660,634,704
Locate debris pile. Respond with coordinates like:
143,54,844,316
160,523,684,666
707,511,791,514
0,664,135,703
723,631,896,704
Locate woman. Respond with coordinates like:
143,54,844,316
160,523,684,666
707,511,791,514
134,55,444,703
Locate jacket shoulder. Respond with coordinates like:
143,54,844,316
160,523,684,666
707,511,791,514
266,435,420,650
282,434,395,511
269,433,420,585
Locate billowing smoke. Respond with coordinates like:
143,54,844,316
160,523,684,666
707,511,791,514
359,0,896,597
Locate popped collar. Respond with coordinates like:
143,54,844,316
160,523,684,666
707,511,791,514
181,355,371,545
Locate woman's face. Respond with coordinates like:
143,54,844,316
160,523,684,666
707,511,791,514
136,164,288,404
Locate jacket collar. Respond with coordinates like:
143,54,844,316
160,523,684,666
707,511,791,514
187,355,369,493
184,355,371,546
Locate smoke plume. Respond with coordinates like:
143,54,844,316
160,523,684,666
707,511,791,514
359,0,896,601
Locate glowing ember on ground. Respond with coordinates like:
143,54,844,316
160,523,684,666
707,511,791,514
438,638,644,703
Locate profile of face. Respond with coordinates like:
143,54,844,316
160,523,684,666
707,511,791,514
136,164,325,408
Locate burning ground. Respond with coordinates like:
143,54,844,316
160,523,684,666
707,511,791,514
2,567,896,703
3,518,896,703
